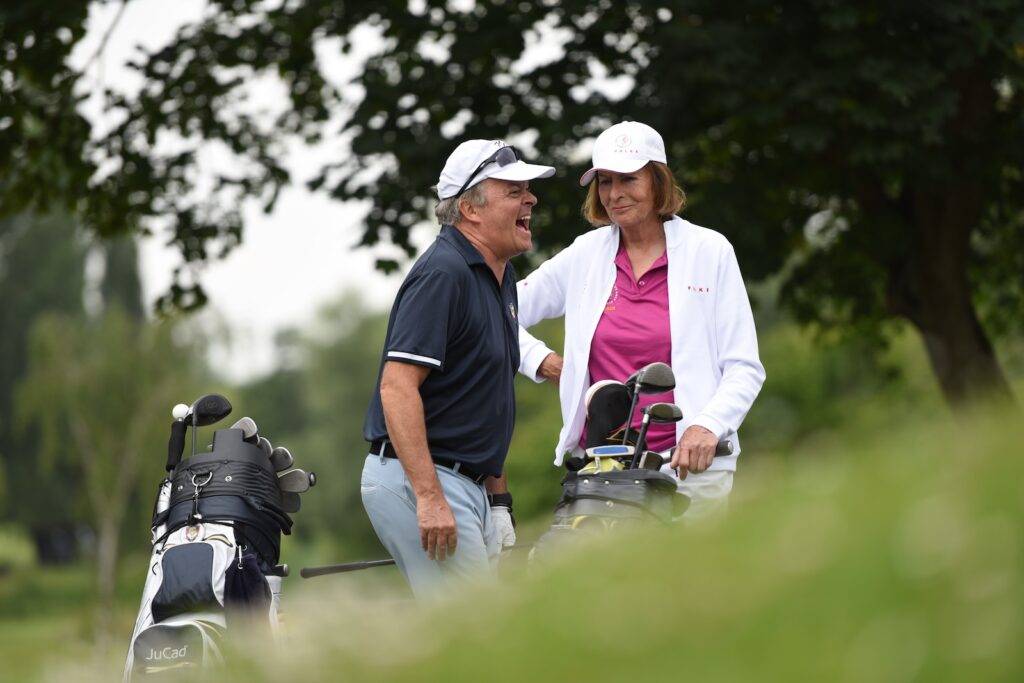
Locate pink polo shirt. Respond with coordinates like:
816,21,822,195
584,243,676,452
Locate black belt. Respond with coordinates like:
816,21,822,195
370,440,491,485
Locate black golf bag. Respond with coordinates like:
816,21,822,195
124,427,293,680
529,459,685,563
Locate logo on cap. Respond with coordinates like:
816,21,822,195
614,134,631,148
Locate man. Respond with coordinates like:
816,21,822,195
361,139,555,597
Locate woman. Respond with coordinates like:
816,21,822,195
516,121,765,515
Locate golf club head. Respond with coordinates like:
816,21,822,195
189,394,233,427
638,451,666,470
270,446,293,472
645,402,683,423
278,468,315,493
280,491,301,513
230,417,258,442
257,436,273,459
583,380,631,447
622,362,675,446
630,362,676,394
171,404,189,420
632,403,682,465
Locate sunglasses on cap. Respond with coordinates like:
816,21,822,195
455,145,522,198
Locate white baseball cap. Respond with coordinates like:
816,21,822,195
436,139,555,200
579,121,667,186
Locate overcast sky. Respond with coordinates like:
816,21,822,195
71,0,424,380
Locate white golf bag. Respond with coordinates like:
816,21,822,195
124,424,296,680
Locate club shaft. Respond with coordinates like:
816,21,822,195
629,415,652,469
300,559,396,578
621,390,640,445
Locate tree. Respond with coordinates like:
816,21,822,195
15,308,200,636
4,2,1022,404
0,214,88,561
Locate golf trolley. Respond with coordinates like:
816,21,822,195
532,363,732,559
124,394,316,680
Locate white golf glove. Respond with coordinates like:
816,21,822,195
490,506,516,548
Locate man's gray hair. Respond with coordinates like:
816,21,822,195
434,183,488,226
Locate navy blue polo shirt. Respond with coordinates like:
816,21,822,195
363,224,521,476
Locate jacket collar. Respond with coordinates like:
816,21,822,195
664,215,685,248
607,214,686,251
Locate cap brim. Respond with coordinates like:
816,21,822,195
488,161,556,182
578,158,649,186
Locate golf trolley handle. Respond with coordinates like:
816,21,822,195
671,440,733,458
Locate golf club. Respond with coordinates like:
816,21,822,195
278,469,316,493
257,436,273,459
621,363,675,446
230,417,258,442
270,446,293,472
300,559,396,578
629,402,683,468
165,403,190,472
280,491,301,514
187,393,233,458
638,451,666,470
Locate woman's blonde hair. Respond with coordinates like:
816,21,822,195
581,162,686,227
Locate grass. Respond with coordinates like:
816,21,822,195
5,402,1019,682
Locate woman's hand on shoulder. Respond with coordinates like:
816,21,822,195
538,353,563,385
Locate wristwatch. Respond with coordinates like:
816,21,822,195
487,492,513,509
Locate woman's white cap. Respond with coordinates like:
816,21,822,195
436,139,555,199
579,121,667,186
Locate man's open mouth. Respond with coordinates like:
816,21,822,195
516,216,531,231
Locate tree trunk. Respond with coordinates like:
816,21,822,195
887,186,1017,407
911,286,1015,406
94,513,120,645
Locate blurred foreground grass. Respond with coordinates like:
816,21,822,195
9,402,1020,682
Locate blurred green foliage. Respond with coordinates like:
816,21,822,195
15,306,205,628
4,399,1020,682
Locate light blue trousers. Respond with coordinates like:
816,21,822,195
360,454,499,598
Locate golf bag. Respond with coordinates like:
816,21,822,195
529,453,687,563
124,427,292,680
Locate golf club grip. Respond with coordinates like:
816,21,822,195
300,559,396,578
166,421,186,471
716,440,733,456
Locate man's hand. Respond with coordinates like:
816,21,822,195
490,506,516,548
538,352,563,384
418,491,458,561
670,425,719,475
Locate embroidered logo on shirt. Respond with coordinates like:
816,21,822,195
509,302,517,320
605,284,620,312
687,285,711,293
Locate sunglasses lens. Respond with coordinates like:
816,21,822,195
494,146,519,167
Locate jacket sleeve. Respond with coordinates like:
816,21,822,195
516,244,574,382
690,243,766,438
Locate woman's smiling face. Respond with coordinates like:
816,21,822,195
596,164,657,229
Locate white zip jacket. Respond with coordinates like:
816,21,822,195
517,215,766,471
